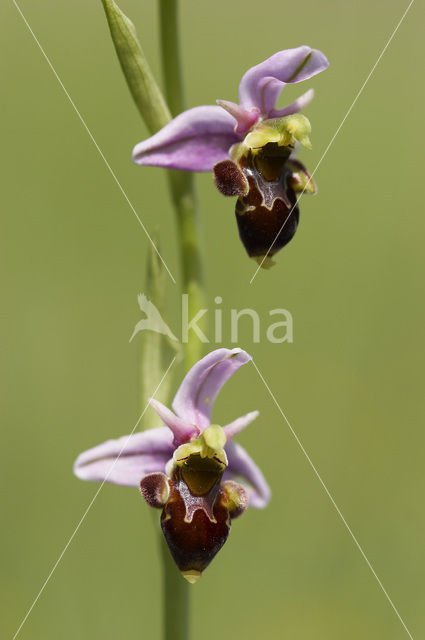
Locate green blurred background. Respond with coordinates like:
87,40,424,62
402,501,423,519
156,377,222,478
2,0,424,637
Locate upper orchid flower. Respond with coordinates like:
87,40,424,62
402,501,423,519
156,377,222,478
74,348,270,583
132,47,329,267
132,46,328,171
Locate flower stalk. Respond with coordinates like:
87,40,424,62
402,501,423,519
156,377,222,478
160,536,189,639
137,236,177,430
101,0,206,635
159,0,205,370
158,2,200,633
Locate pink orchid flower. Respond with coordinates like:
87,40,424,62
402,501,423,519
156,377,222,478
132,47,329,266
74,348,270,582
132,46,329,171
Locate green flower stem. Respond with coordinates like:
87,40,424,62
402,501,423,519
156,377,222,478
158,0,184,117
160,536,189,640
157,1,208,638
101,1,205,635
159,0,206,371
167,170,205,371
158,1,204,636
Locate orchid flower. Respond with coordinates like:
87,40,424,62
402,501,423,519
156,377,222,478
74,348,270,583
133,47,329,267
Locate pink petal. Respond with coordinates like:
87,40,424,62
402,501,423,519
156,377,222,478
132,105,240,172
172,348,252,430
238,47,329,115
149,398,199,445
73,427,174,487
223,410,259,440
216,99,260,135
269,88,315,118
225,440,271,508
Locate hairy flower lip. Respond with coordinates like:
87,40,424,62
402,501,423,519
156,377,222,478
132,46,328,173
74,348,271,509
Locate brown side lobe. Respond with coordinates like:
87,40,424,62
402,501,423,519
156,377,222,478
213,159,249,197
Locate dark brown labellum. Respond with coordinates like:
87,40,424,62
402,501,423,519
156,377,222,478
140,455,249,582
161,455,231,580
235,144,299,260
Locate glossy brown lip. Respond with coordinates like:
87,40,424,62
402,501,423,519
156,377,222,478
161,457,230,575
235,147,300,259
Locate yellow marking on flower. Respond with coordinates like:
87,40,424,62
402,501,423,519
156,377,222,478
173,440,202,463
284,114,312,149
244,126,281,149
254,255,276,270
173,424,228,468
244,114,312,152
229,141,249,164
202,424,226,452
182,569,201,584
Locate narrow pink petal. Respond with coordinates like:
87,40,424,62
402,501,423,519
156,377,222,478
73,427,174,487
132,105,240,172
216,99,260,135
223,410,259,440
172,348,252,430
149,398,199,445
269,88,315,118
238,47,329,115
225,440,271,508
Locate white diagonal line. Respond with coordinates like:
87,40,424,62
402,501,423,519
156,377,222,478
12,356,176,640
250,0,415,282
12,0,176,285
250,358,414,639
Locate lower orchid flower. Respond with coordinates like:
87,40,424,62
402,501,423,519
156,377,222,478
74,348,270,583
132,47,329,267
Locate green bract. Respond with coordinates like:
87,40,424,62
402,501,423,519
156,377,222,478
101,0,170,132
